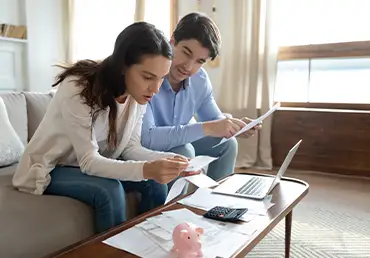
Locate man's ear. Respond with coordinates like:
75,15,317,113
170,36,175,45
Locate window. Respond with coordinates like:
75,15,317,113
144,0,171,39
72,0,173,62
72,0,136,61
272,0,370,105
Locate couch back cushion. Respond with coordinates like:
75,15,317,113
0,93,28,146
23,92,53,141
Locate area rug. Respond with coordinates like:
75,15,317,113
246,204,370,257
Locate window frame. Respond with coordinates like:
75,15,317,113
276,40,370,110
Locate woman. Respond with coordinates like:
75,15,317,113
12,22,194,233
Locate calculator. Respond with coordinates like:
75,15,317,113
203,206,248,222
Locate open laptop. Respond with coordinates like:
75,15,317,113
212,139,302,200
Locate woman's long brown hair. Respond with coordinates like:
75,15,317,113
51,22,173,150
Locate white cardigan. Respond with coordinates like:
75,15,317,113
12,77,174,195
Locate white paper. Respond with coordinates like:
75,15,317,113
178,188,274,216
164,177,188,204
213,102,281,148
165,173,219,204
163,208,257,236
104,208,256,258
103,226,170,258
184,155,218,171
184,173,219,188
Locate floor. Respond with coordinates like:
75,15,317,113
239,168,370,257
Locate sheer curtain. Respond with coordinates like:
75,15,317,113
217,0,278,169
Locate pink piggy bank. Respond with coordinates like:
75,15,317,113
171,222,204,258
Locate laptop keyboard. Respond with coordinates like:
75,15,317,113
235,177,268,196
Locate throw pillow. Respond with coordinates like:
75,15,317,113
0,96,25,167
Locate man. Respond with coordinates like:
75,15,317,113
141,12,261,185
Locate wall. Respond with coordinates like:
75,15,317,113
0,0,66,93
25,0,66,92
0,0,27,91
178,0,231,98
0,0,25,25
272,108,370,177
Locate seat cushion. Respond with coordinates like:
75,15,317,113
0,93,28,146
0,165,140,258
0,171,95,258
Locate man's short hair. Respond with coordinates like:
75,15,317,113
172,12,221,60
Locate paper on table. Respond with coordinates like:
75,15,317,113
178,188,274,215
163,208,256,236
103,226,170,258
184,155,218,172
104,208,255,258
165,173,219,204
213,102,281,148
185,173,219,188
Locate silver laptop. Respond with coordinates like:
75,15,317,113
212,140,302,200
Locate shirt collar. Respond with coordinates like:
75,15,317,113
161,77,191,92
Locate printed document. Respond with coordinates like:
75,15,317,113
213,102,281,148
103,208,255,258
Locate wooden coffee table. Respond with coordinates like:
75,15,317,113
47,172,309,258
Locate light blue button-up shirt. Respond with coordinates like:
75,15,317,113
141,68,224,151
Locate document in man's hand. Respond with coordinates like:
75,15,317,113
213,102,281,148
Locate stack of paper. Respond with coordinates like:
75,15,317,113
103,208,260,258
178,188,274,217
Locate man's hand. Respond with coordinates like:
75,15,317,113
202,118,246,138
238,117,262,138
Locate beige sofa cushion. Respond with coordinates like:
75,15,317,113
0,165,95,258
23,92,53,140
0,93,28,146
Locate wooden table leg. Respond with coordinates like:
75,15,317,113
285,211,292,258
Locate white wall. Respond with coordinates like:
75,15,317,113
25,0,66,92
0,0,27,91
1,0,66,92
0,0,25,25
178,0,232,98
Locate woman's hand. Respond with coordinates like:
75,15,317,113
143,156,189,184
173,155,201,177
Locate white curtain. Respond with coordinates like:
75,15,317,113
217,0,278,169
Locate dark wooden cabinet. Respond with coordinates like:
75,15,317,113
272,108,370,177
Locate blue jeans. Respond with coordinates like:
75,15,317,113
168,136,238,190
44,166,167,234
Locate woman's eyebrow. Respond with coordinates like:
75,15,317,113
142,71,158,78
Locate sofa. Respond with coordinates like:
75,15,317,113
0,92,141,258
